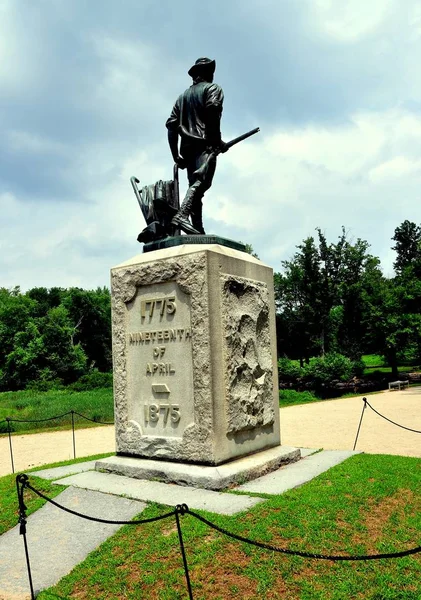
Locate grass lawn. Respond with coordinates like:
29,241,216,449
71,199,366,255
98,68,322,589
12,454,416,600
0,388,114,434
279,388,385,408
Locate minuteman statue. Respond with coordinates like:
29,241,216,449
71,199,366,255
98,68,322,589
166,57,227,235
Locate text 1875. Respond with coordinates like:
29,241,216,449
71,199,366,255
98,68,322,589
144,403,180,425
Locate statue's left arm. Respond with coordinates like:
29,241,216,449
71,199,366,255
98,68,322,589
166,100,185,166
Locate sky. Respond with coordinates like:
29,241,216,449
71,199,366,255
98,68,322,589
1,0,421,290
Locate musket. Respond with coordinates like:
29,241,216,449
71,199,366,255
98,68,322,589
222,127,260,152
193,126,260,180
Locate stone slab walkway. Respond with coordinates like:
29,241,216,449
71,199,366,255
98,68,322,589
238,450,359,494
52,471,264,515
0,487,145,600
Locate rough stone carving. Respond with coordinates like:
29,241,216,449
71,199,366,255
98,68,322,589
221,275,274,433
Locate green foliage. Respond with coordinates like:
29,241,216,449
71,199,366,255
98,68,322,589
274,227,383,362
275,222,421,379
241,242,260,259
352,357,366,377
302,353,354,385
279,354,362,388
392,220,421,275
0,286,111,391
70,370,113,391
279,389,318,406
277,357,301,380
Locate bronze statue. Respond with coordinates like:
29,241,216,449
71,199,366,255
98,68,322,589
131,57,259,244
166,57,226,235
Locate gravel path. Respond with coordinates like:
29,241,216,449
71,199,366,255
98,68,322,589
1,387,420,477
281,386,421,458
0,425,115,476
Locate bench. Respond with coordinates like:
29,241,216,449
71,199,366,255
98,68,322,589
388,380,409,391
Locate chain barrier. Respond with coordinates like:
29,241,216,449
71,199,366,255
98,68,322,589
364,399,421,434
1,411,114,474
15,475,421,600
354,397,421,450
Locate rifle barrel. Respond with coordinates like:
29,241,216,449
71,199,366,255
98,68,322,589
226,127,260,149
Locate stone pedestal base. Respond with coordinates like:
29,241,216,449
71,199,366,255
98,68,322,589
96,446,300,491
110,243,281,466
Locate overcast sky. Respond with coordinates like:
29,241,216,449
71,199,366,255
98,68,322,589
1,0,421,290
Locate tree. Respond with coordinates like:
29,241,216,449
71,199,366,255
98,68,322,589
62,287,112,371
0,288,37,368
274,228,382,362
0,286,110,391
392,220,421,275
3,305,87,390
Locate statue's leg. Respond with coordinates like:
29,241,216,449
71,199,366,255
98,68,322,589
190,199,205,234
172,151,216,235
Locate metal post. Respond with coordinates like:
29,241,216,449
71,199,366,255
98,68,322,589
175,510,194,600
71,411,76,459
353,398,367,451
7,418,15,474
16,475,35,600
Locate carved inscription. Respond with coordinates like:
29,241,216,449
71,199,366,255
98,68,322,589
126,283,194,438
140,297,176,319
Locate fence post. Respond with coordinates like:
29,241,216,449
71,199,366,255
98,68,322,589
7,418,15,474
16,474,35,600
71,411,76,459
175,507,193,600
353,397,367,451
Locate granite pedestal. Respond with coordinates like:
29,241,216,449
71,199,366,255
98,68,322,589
100,240,298,488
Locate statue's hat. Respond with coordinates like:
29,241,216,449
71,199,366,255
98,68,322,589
188,57,216,77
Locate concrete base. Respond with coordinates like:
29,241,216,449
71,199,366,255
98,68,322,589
96,445,300,491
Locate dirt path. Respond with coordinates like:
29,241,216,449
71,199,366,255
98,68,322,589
0,426,115,477
281,386,421,457
1,387,420,477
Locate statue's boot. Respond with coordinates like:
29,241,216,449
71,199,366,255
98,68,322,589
171,182,201,235
171,214,200,235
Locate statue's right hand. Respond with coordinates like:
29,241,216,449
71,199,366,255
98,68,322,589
176,156,187,169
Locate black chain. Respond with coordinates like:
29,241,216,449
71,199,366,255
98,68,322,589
184,508,421,561
365,399,421,434
2,411,114,426
23,479,176,525
18,479,421,562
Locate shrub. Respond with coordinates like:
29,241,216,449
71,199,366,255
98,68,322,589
25,368,63,392
352,358,366,378
302,353,354,386
70,370,113,391
278,358,301,381
279,389,318,405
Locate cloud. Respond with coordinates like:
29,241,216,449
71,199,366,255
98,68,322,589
369,156,421,183
311,0,392,42
206,107,421,270
1,0,421,289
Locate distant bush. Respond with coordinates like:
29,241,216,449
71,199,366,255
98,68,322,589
352,358,366,378
25,368,63,392
278,358,301,381
279,389,318,406
69,370,113,391
302,353,353,386
396,346,419,366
